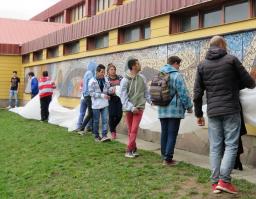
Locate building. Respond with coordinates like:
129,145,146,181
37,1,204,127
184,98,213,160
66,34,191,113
1,0,256,165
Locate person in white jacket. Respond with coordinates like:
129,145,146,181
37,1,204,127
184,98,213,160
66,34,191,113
89,64,115,142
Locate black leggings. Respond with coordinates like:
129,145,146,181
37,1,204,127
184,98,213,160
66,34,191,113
40,95,52,121
108,96,122,132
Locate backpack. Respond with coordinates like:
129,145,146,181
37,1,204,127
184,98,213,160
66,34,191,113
150,72,174,106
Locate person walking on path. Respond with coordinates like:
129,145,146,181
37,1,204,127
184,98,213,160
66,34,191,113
193,36,255,194
75,61,97,134
120,58,151,158
7,71,20,108
89,64,114,142
107,63,123,140
28,72,39,99
157,56,193,166
39,71,55,122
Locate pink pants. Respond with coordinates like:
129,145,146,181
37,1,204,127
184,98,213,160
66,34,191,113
125,110,143,152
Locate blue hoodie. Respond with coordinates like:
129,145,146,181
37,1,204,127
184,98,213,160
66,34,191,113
83,61,97,97
31,76,39,95
158,64,193,119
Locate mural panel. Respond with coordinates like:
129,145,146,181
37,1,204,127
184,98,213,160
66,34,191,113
25,30,256,98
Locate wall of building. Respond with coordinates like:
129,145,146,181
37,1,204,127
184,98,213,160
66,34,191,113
0,55,22,107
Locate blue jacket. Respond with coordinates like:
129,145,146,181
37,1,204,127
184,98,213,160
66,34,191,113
31,77,39,95
158,64,193,119
83,61,97,97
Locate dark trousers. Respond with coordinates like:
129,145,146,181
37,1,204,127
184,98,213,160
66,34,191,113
108,95,122,133
31,94,37,99
160,118,181,161
80,96,93,131
40,95,52,121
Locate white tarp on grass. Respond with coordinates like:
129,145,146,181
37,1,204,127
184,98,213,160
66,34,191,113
9,88,256,133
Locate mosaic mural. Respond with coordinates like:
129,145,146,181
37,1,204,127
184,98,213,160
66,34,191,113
24,30,256,98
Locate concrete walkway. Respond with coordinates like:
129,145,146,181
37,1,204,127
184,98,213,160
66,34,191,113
117,133,256,184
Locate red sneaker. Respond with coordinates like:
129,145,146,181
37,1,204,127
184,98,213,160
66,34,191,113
212,184,221,194
216,179,238,194
111,132,117,140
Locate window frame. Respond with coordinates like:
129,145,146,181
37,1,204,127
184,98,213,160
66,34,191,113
63,41,80,56
33,50,43,62
118,22,151,44
47,46,59,59
87,33,109,50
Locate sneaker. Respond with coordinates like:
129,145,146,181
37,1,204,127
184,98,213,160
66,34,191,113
125,152,135,158
85,128,92,133
6,106,11,109
77,131,85,136
212,184,221,194
101,136,111,142
132,150,139,157
216,179,238,194
111,132,117,140
162,159,177,166
95,136,102,142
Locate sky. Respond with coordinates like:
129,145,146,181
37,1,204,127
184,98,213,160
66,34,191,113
0,0,61,20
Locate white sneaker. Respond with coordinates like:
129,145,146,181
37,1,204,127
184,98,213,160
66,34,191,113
132,151,139,157
6,106,11,109
101,136,111,142
125,152,135,158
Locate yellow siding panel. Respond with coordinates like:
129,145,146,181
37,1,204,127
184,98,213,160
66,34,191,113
58,97,80,108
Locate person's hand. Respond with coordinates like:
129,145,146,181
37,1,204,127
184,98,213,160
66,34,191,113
187,108,193,113
104,95,110,100
132,108,139,114
197,117,205,126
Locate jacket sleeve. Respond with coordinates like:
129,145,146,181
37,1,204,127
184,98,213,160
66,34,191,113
120,78,134,111
89,79,103,99
175,74,193,110
193,65,205,118
141,74,151,104
233,57,255,89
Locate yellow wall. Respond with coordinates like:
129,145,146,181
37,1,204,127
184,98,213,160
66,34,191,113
0,55,22,100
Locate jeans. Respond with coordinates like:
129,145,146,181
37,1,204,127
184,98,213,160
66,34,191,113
160,118,181,161
208,113,241,184
126,111,143,152
77,96,92,130
93,107,108,138
40,95,52,121
9,90,18,107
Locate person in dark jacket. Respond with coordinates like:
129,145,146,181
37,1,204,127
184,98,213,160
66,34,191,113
193,36,255,194
28,72,39,99
107,63,123,140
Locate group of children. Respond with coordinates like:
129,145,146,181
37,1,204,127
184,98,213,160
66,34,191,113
75,59,150,158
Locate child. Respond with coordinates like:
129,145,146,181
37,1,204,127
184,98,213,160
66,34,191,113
107,63,123,139
89,64,114,142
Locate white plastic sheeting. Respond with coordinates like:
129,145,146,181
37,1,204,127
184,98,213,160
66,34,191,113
9,88,256,133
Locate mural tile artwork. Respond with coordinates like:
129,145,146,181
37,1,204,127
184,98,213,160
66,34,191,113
25,30,256,98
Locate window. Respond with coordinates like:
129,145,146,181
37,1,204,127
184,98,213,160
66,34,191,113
225,1,249,23
119,22,151,44
96,0,113,12
87,34,109,50
181,15,199,32
47,46,59,59
70,4,84,23
33,50,43,61
51,13,64,23
203,10,222,27
64,41,80,55
22,54,30,64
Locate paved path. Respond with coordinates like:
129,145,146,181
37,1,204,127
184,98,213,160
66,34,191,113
117,133,256,184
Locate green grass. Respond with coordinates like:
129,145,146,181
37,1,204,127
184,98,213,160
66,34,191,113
0,109,256,199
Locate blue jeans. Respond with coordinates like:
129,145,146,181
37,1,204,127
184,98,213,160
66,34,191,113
160,118,181,161
208,113,241,184
9,90,18,107
77,96,92,130
93,107,108,138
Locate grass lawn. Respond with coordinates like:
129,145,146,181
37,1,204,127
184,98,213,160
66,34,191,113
0,109,256,199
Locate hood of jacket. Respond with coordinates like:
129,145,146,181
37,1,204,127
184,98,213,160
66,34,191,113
160,64,178,73
206,46,227,60
86,61,97,77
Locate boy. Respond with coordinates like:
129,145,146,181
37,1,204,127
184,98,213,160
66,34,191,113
89,64,114,142
7,71,20,108
120,58,151,158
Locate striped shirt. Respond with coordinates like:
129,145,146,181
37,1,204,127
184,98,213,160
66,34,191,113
39,77,55,98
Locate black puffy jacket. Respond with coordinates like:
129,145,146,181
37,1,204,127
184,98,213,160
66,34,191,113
193,46,255,118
